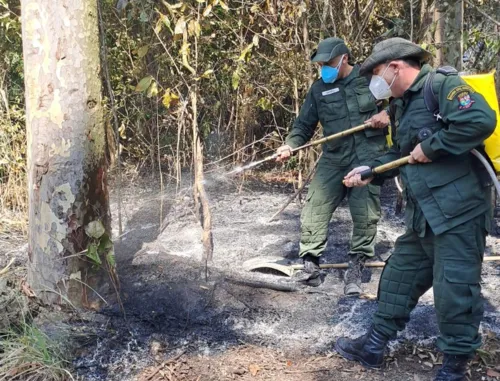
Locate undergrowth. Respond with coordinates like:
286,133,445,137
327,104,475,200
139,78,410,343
0,273,74,381
0,324,73,381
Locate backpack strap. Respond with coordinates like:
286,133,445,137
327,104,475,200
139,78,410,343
423,66,458,121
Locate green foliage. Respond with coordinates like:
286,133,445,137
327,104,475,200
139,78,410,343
0,0,26,233
84,222,114,268
0,320,73,381
0,0,499,220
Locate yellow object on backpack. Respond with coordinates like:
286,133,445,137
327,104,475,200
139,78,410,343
385,71,500,172
461,71,500,173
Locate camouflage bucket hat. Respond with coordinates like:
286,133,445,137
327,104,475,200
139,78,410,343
360,37,432,75
310,37,351,63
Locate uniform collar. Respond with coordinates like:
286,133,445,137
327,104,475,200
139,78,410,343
337,64,359,86
406,64,433,94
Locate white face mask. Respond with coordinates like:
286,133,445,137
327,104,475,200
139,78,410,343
369,64,397,100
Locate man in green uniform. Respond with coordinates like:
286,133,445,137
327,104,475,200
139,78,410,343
276,37,390,294
336,37,496,381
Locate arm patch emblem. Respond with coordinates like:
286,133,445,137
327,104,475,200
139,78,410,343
447,85,474,100
457,91,475,110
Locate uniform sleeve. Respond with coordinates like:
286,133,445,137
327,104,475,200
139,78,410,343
420,75,497,161
285,87,319,148
367,100,402,183
368,145,401,184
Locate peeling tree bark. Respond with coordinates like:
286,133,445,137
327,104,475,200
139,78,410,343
21,0,112,307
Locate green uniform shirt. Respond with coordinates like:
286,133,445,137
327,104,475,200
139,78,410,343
372,64,497,236
286,65,387,166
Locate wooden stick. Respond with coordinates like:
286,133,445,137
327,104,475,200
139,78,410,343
372,155,411,176
291,256,500,270
231,123,371,174
291,123,370,153
268,154,322,222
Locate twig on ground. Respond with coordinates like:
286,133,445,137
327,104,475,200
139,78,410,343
0,258,15,276
144,351,187,381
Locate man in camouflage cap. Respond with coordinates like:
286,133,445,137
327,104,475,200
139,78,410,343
276,37,390,294
336,37,496,381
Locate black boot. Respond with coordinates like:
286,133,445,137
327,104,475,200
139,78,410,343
344,255,365,295
335,327,390,369
296,255,324,287
434,354,469,381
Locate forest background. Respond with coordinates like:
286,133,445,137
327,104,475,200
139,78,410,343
1,0,499,233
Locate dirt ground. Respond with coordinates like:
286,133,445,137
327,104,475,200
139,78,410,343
2,170,500,381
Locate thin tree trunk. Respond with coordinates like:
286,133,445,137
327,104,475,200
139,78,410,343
434,4,445,66
191,89,214,268
191,6,213,269
419,0,434,44
22,0,114,307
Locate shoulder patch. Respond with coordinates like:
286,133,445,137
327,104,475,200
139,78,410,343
457,91,475,110
446,85,474,100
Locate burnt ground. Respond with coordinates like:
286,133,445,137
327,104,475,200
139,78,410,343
2,169,500,380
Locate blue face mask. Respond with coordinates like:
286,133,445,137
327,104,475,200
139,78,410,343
321,55,344,84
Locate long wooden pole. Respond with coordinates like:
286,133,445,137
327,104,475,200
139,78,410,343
230,123,371,174
291,256,500,270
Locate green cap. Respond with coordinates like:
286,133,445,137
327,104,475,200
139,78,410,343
310,37,350,63
360,37,432,75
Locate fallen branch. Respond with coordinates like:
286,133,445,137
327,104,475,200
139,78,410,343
284,368,337,374
224,277,298,292
268,154,322,222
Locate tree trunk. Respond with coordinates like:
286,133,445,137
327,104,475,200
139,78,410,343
419,0,434,45
434,3,445,66
191,89,214,268
22,0,114,307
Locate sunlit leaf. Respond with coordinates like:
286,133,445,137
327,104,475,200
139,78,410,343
118,123,126,139
147,81,158,98
137,45,149,59
156,11,173,33
180,42,196,74
201,69,214,78
154,18,163,34
238,43,253,62
218,0,229,11
232,69,240,90
202,4,213,17
85,221,105,239
252,34,259,47
162,89,180,109
188,19,201,37
135,76,154,92
174,16,187,36
256,97,273,110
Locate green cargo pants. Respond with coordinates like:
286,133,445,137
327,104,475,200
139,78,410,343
299,157,381,259
373,214,487,355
